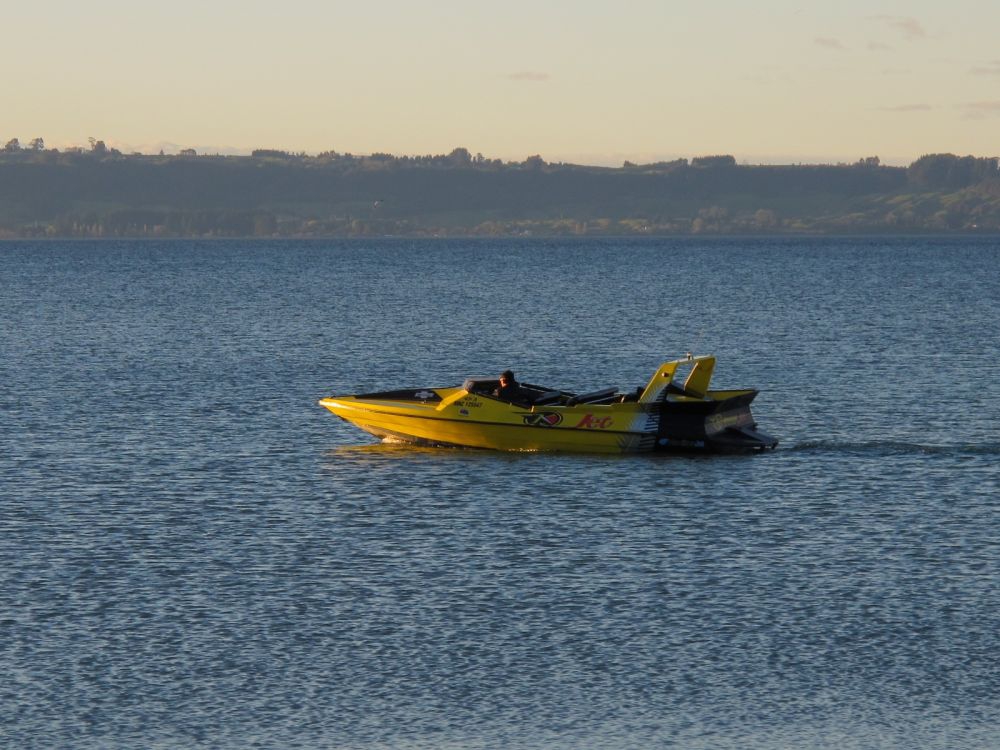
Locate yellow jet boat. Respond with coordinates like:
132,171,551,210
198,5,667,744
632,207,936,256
319,355,777,454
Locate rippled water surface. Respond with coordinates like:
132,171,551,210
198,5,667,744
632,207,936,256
2,237,999,749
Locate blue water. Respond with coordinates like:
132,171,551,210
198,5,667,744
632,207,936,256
2,237,999,749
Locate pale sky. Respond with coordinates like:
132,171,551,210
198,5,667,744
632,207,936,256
5,0,1000,165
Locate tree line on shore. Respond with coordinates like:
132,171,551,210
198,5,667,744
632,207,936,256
2,139,999,238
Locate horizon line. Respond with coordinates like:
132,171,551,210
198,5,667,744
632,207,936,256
29,140,980,169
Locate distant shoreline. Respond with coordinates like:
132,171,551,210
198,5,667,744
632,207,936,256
5,232,1000,244
3,149,999,238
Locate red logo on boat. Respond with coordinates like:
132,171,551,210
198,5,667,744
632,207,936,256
574,414,613,429
522,412,563,427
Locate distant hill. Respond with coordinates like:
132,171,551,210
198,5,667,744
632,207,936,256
2,146,999,237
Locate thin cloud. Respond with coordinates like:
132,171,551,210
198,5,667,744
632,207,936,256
971,60,1000,76
508,71,550,82
867,41,892,52
869,15,927,40
814,37,845,50
960,101,1000,119
877,104,933,112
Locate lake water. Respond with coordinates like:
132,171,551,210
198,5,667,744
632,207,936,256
2,237,999,749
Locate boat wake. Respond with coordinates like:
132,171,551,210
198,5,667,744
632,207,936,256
789,440,1000,457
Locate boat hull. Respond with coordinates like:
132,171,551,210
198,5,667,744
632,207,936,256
320,394,651,453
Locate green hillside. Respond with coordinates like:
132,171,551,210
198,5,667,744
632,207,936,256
1,145,998,237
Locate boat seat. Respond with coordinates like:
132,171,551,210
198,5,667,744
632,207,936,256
463,378,500,394
565,387,618,406
531,391,564,406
